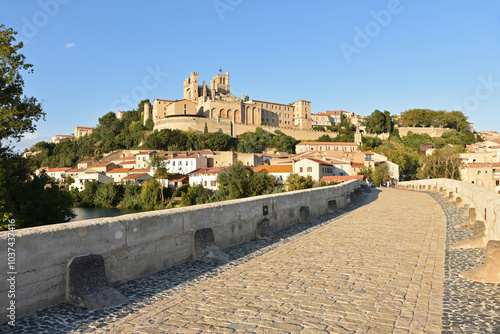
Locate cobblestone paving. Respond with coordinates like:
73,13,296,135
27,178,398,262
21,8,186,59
429,193,500,334
0,188,448,333
83,188,445,333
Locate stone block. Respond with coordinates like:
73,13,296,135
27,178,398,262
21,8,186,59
460,240,500,283
451,221,486,249
66,254,127,309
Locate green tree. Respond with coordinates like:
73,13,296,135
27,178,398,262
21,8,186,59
360,136,383,151
0,25,45,143
273,130,298,153
180,185,214,206
0,25,76,229
365,110,392,134
384,146,420,180
0,162,75,230
145,118,154,131
94,182,119,208
285,173,314,191
356,166,373,180
313,125,326,132
120,184,143,210
417,146,463,180
316,134,332,142
248,171,275,196
401,131,433,149
149,155,171,204
141,179,161,210
216,160,253,199
80,181,99,207
372,164,391,186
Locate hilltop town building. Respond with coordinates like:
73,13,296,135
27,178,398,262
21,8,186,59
74,126,95,139
143,71,313,133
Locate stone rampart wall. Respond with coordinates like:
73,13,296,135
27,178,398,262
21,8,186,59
0,180,363,321
397,127,452,137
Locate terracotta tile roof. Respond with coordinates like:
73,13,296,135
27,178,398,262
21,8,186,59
107,168,133,173
122,173,149,180
253,165,293,173
297,141,358,146
91,163,113,168
320,175,364,182
467,163,500,168
170,175,189,182
171,154,198,160
189,167,224,175
129,168,150,174
351,162,365,167
120,160,137,165
327,159,351,165
66,168,83,173
298,158,333,166
47,167,72,172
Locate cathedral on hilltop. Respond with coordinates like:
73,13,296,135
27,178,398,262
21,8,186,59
143,71,313,134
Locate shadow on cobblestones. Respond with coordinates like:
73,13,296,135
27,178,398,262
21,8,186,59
0,188,377,334
428,193,500,334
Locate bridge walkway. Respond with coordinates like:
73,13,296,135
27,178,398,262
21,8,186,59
96,188,446,333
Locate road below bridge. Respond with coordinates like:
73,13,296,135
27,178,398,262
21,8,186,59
94,188,446,333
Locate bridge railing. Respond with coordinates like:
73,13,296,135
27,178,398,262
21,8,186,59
0,180,365,322
398,179,500,283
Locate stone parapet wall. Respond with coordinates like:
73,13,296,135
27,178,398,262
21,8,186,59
153,115,335,141
0,180,363,322
397,179,500,241
154,116,233,136
397,127,452,137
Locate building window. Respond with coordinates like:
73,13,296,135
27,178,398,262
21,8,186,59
478,170,482,175
307,167,312,172
496,180,500,186
300,167,303,172
204,181,207,186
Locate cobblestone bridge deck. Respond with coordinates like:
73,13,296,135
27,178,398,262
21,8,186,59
4,188,500,333
91,188,445,333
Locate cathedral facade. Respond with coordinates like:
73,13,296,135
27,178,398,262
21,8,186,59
143,71,313,132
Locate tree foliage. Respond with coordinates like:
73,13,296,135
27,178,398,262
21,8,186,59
0,25,76,229
216,160,275,200
0,25,45,143
417,146,463,180
285,173,315,191
400,109,469,131
372,164,391,186
365,110,393,134
0,155,75,230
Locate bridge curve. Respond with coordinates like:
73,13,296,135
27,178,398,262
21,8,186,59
83,188,446,333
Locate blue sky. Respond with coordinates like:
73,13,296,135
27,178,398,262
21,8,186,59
2,0,500,151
